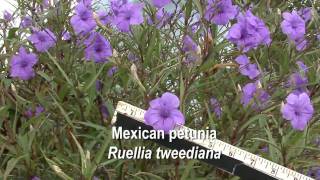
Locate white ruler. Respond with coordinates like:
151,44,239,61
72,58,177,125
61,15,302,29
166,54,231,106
112,101,314,180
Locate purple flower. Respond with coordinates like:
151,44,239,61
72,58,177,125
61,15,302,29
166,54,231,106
261,146,268,153
35,106,45,116
204,0,237,25
210,98,222,119
97,10,111,25
288,72,308,95
112,2,144,32
28,29,56,52
296,60,308,73
100,104,109,118
281,92,314,131
20,16,32,28
25,108,34,118
298,7,312,22
42,0,50,8
96,80,103,91
293,37,307,51
107,66,118,77
307,167,320,179
235,55,260,79
3,10,13,21
152,0,171,8
24,105,44,118
227,10,271,52
182,35,198,52
70,1,96,35
241,82,270,109
84,32,112,63
127,52,139,62
62,30,71,41
281,11,305,40
144,92,185,133
31,176,41,180
10,47,38,80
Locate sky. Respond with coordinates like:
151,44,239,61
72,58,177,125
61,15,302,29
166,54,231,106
0,0,16,14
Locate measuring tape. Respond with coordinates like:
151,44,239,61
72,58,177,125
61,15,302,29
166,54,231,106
112,101,314,180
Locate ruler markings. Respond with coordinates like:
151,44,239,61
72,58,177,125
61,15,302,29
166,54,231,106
113,101,314,180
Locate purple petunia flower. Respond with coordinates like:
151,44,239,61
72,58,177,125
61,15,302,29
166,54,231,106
261,146,268,153
10,47,38,80
127,52,139,62
293,37,307,51
227,10,271,52
24,105,44,118
281,92,314,131
210,97,222,119
20,16,32,28
296,60,308,73
111,1,144,32
96,80,103,91
235,55,260,79
35,106,45,116
144,92,185,133
298,7,312,22
182,35,198,52
97,10,111,25
241,82,270,109
107,66,118,77
288,72,309,95
62,30,71,41
281,11,305,41
3,10,13,21
70,1,96,35
28,29,56,52
204,0,238,25
84,32,112,63
31,176,41,180
307,167,320,179
100,104,109,118
152,0,171,8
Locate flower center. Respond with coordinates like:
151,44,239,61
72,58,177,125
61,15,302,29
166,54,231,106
38,35,46,42
20,60,29,68
160,108,171,118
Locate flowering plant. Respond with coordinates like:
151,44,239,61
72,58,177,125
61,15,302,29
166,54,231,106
0,0,319,179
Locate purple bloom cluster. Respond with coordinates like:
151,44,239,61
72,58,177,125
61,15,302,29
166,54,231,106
144,92,185,133
204,0,238,25
108,0,144,32
227,10,271,52
281,92,313,131
10,47,38,80
210,97,222,119
241,82,270,109
71,1,97,35
281,8,311,51
28,29,56,52
235,55,260,79
84,32,112,63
